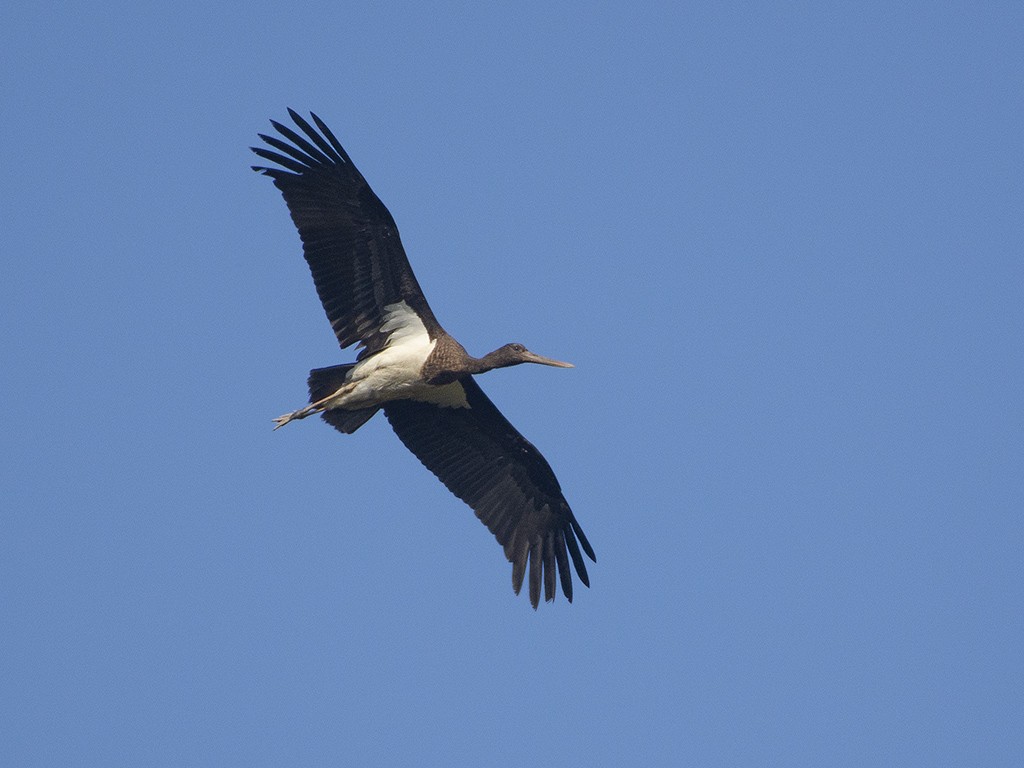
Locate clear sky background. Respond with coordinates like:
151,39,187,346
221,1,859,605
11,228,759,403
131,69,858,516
2,2,1021,766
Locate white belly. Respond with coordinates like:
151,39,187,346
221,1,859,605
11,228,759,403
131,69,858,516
331,301,469,409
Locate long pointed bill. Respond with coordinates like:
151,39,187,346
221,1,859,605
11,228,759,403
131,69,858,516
522,351,574,368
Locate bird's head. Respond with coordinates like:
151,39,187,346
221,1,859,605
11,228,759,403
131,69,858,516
480,343,575,372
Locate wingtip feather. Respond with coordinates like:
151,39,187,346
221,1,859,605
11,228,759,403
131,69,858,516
565,532,591,588
571,517,597,563
528,539,542,608
543,533,556,603
511,545,527,596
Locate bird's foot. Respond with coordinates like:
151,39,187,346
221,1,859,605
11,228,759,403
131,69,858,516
273,387,347,430
272,406,315,430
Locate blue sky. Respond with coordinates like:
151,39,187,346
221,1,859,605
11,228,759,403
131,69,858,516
2,2,1021,765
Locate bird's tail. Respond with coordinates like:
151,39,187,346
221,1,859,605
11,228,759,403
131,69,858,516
307,364,379,434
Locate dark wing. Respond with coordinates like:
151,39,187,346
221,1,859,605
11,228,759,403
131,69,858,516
383,377,595,608
252,110,441,357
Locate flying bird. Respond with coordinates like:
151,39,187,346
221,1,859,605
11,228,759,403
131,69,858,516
252,110,595,607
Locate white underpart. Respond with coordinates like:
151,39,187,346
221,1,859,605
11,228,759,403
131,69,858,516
332,301,469,409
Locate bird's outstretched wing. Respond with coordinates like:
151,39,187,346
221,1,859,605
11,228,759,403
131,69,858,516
252,109,441,357
383,377,596,608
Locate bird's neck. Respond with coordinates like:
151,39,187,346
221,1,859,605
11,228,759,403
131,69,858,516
471,349,509,374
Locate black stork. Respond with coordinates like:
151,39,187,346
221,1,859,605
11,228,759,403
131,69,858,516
251,110,595,607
